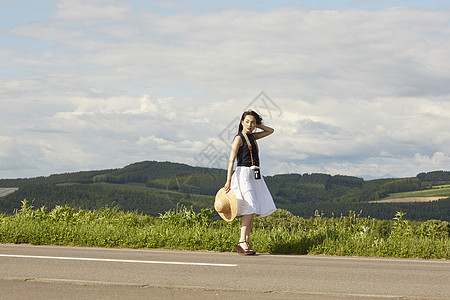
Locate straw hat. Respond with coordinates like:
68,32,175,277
214,187,238,222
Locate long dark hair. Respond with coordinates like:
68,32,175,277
238,110,262,133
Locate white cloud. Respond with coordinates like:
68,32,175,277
54,0,129,23
136,135,204,153
0,137,37,171
414,152,450,166
1,2,450,179
11,5,450,98
53,95,164,116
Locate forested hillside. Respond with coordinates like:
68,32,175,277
1,161,449,221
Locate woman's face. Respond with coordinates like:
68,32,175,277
242,115,257,133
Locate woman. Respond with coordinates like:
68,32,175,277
224,110,276,255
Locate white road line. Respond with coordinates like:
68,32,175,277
0,254,237,267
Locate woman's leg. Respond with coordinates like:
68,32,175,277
239,214,255,249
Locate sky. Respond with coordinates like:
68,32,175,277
1,0,450,180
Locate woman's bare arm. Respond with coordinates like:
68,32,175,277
224,135,242,193
254,124,274,140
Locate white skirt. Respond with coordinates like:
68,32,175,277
231,166,277,217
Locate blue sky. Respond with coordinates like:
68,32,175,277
1,0,450,180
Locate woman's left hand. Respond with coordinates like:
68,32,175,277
224,181,231,193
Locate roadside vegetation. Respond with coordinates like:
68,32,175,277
1,200,448,259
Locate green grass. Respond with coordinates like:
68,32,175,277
383,184,450,199
1,200,449,259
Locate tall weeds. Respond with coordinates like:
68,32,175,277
0,200,448,259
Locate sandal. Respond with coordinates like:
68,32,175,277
237,241,256,255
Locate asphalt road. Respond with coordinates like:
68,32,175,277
0,244,449,299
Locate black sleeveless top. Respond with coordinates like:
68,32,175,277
236,132,260,167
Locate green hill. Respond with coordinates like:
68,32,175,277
1,161,449,221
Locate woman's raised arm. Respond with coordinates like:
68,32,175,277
254,124,274,140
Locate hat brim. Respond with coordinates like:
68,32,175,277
214,187,238,222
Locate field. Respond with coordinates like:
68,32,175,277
0,188,18,198
93,182,215,208
373,197,447,203
373,184,450,203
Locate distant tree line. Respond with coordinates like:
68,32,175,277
0,183,206,217
1,161,449,221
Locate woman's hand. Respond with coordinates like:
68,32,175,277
224,181,231,193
